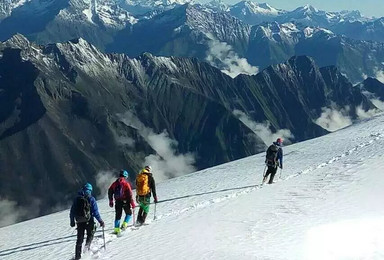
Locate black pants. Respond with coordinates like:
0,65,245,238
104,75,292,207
115,200,132,221
264,166,278,184
75,219,95,259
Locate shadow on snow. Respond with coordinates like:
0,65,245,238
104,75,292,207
0,230,107,257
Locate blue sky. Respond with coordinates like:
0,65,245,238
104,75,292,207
220,0,384,18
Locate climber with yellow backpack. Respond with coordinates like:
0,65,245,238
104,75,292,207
135,165,158,225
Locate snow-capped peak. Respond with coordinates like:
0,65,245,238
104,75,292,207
124,0,193,8
233,1,282,16
0,0,32,19
205,0,229,12
303,26,334,38
302,4,318,13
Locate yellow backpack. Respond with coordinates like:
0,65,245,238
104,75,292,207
136,171,150,196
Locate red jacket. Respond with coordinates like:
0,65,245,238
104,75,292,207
108,177,135,207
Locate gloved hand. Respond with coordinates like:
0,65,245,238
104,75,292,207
109,200,114,208
131,201,136,208
280,165,283,169
154,196,158,204
99,220,105,228
70,221,75,227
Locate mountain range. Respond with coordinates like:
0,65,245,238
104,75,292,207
0,1,384,83
1,33,383,224
1,0,384,225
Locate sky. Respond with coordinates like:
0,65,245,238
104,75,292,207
219,0,384,18
1,112,384,259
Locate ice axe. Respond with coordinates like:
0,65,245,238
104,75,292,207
261,165,267,184
102,226,106,250
132,207,136,226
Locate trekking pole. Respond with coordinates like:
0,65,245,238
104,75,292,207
153,203,157,221
102,226,106,250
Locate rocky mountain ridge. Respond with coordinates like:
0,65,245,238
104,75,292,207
0,35,379,225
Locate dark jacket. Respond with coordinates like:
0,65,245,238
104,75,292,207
147,172,157,198
70,190,102,224
266,142,283,168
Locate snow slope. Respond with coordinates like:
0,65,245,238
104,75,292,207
1,113,384,259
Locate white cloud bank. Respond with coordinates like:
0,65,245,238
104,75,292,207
95,170,116,198
205,36,258,78
356,105,381,119
118,111,196,182
233,109,294,145
0,197,42,228
315,104,381,132
315,106,352,132
0,199,27,227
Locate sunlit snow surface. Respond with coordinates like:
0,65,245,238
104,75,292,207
1,114,384,259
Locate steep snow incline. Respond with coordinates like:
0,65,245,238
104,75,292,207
1,114,384,259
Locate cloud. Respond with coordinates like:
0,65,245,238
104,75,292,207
144,131,196,182
115,136,135,147
118,111,196,182
233,109,294,145
0,199,26,227
205,36,258,78
315,106,352,132
95,170,116,198
0,198,40,227
355,105,380,119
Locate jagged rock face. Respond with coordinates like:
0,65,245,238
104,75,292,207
108,4,251,57
234,56,375,140
0,0,136,50
247,23,384,83
0,35,265,223
107,5,384,83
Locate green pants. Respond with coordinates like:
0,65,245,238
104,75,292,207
138,195,151,213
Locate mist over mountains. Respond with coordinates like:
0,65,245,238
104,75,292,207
0,0,384,226
1,34,383,226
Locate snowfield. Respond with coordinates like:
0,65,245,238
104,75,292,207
1,113,384,260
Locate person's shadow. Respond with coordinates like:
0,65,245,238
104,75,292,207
0,229,107,257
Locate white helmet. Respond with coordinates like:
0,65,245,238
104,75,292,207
144,165,152,172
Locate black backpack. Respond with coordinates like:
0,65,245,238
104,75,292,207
265,144,279,167
74,195,91,223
